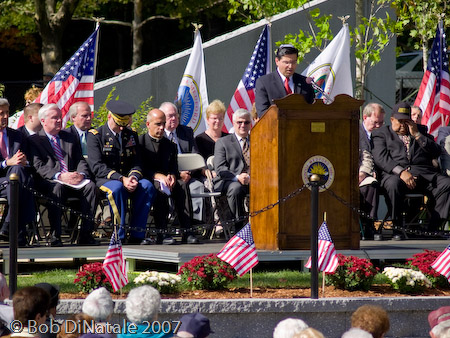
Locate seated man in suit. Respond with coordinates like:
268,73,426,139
18,103,43,137
0,98,35,247
213,108,252,232
87,100,156,245
139,109,198,244
255,44,314,118
160,102,205,223
66,101,92,157
30,104,97,246
372,102,450,239
359,103,385,239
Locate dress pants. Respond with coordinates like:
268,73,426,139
223,180,249,231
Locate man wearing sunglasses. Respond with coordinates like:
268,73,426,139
213,109,252,232
255,44,314,118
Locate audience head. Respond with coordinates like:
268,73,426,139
175,313,213,338
429,307,450,330
390,101,412,136
57,313,94,338
362,103,385,132
351,305,390,338
0,273,9,302
13,286,50,326
24,86,43,106
232,109,252,138
431,320,450,338
160,102,179,132
146,109,166,139
411,105,423,124
0,98,10,130
293,328,324,338
125,285,161,324
24,103,43,132
275,44,298,78
205,100,225,132
106,100,135,133
34,282,60,317
39,103,62,135
69,102,92,131
82,287,114,322
273,318,308,338
341,328,373,338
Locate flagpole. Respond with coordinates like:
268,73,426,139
250,268,253,298
92,18,102,84
267,19,272,73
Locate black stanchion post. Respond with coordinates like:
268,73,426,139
9,173,19,296
309,174,320,299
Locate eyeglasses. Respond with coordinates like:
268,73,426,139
236,121,251,125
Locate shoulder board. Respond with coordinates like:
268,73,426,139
89,129,99,135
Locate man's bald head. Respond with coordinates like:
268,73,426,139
146,109,166,139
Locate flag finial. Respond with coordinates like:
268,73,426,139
338,15,350,24
192,23,203,32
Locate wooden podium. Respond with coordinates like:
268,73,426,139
250,94,364,250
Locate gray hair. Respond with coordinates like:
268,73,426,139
432,320,450,338
341,328,373,338
232,108,251,123
273,318,308,338
125,286,161,324
0,98,10,107
38,103,60,123
362,103,385,118
159,102,178,115
68,101,90,119
82,287,114,322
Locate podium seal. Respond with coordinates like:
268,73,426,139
302,155,335,192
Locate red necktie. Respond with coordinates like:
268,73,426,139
284,77,292,95
0,132,8,160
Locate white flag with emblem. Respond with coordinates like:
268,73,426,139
175,28,208,135
302,24,353,102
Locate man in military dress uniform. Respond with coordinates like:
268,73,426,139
87,100,156,244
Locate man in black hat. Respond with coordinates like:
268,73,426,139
372,101,450,238
87,100,156,244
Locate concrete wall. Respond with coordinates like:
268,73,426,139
94,0,396,113
57,297,445,338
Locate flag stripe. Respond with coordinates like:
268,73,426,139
432,245,450,281
103,234,128,292
305,222,338,273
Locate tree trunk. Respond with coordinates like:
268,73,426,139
132,0,144,70
40,31,64,75
354,0,364,100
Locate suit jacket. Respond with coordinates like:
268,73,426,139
87,124,143,186
437,126,450,146
213,133,247,191
139,133,179,181
372,125,442,181
17,125,30,138
29,129,89,180
0,128,29,177
66,125,82,141
174,124,198,154
255,71,315,117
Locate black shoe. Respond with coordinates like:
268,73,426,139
77,235,100,246
0,230,8,241
185,235,200,244
124,237,141,245
49,237,63,247
140,238,156,245
393,234,403,241
18,237,29,248
162,236,176,245
374,234,383,241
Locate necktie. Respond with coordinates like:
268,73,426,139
116,133,122,151
169,132,182,154
81,132,87,157
402,135,410,160
0,132,8,160
242,138,250,172
284,77,292,95
51,136,68,172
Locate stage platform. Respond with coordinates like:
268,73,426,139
1,238,448,274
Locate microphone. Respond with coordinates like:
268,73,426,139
306,77,333,103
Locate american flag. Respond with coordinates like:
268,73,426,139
12,26,99,129
431,245,450,281
223,25,270,132
103,234,128,292
217,223,259,276
305,222,339,273
415,21,450,138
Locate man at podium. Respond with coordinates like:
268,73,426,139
254,44,314,118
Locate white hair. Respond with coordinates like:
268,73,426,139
82,287,114,322
273,318,309,338
38,103,59,123
232,108,251,123
432,320,450,338
125,286,161,324
341,328,373,338
69,101,90,119
0,98,9,107
159,102,178,115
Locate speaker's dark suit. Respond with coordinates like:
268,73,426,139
255,71,315,117
372,125,450,228
139,133,192,229
29,130,97,239
0,128,35,241
213,133,249,226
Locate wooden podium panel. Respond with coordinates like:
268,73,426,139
250,94,364,250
